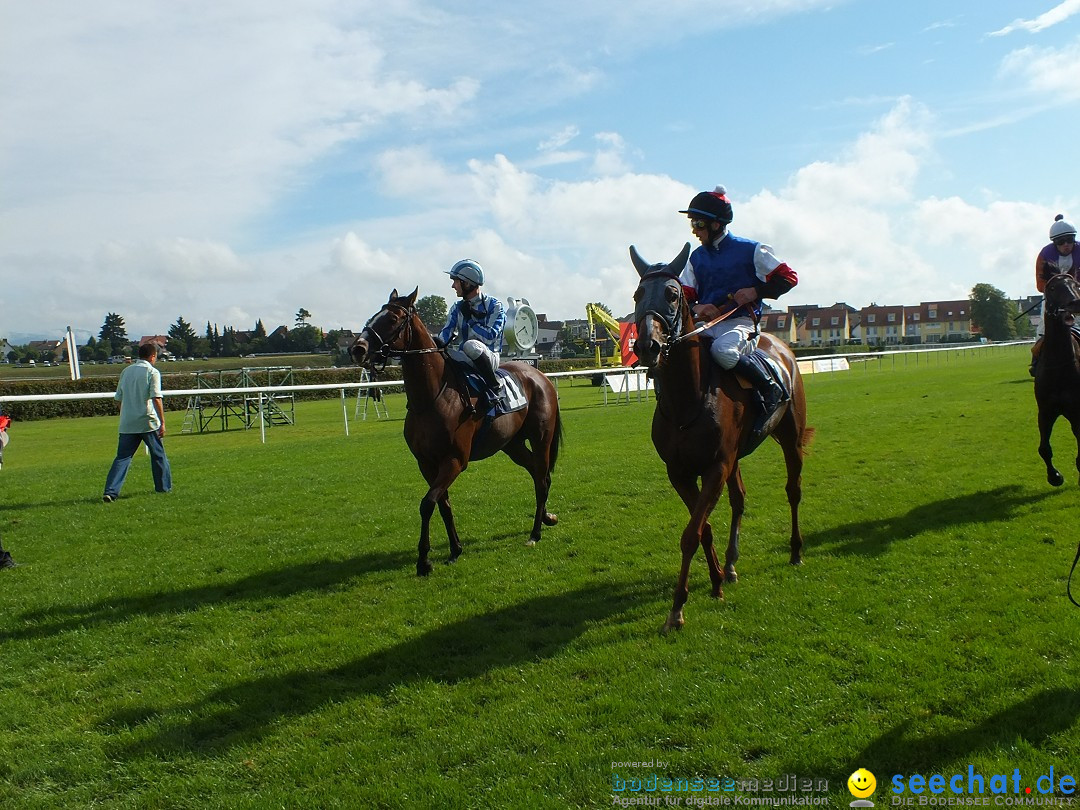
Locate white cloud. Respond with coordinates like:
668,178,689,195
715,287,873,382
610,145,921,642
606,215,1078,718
989,0,1080,35
998,38,1080,101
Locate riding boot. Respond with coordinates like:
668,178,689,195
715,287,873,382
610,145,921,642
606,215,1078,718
733,352,788,447
1030,337,1043,377
475,356,501,412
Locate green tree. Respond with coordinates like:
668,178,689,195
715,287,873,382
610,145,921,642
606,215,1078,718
290,325,322,352
558,325,584,357
99,312,129,356
168,316,198,357
253,319,267,339
970,283,1016,341
417,295,449,331
295,307,312,326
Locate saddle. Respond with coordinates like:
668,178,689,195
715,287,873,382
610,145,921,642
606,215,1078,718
460,367,528,417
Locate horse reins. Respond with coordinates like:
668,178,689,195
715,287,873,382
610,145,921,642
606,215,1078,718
1069,542,1080,608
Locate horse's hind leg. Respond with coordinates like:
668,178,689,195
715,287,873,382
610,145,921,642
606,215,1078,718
502,436,555,545
724,464,745,582
1038,408,1065,487
775,409,806,565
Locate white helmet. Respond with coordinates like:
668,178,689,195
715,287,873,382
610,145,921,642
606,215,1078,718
446,259,484,286
1050,214,1077,241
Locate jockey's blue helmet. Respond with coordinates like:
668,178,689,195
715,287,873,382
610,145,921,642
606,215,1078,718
447,259,484,286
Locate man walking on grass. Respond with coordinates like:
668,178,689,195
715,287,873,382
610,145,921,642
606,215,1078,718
102,342,171,502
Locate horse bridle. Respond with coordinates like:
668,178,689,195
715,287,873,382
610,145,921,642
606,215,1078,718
360,303,442,369
1044,275,1080,323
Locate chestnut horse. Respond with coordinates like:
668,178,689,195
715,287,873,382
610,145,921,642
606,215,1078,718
1035,273,1080,490
631,244,813,633
350,288,561,576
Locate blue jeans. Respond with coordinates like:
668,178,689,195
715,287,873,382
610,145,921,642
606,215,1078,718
104,432,171,497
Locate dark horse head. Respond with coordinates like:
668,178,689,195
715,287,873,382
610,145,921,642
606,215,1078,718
629,242,691,366
1044,273,1080,330
350,287,421,368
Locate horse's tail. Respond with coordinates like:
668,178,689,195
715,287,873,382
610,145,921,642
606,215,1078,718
800,425,816,452
549,407,564,471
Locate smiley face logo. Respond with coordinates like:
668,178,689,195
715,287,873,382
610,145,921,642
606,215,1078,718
848,768,876,798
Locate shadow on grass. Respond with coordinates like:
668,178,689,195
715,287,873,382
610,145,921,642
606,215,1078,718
805,485,1056,557
1,550,413,642
852,687,1080,772
108,581,637,758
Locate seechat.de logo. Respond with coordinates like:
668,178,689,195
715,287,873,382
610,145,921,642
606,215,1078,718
849,768,877,808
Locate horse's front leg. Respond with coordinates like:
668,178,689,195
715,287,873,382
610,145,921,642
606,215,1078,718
417,458,465,575
1038,407,1064,487
725,464,745,582
668,474,724,602
663,466,728,635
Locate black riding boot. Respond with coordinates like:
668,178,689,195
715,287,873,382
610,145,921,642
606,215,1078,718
733,352,788,445
475,356,501,412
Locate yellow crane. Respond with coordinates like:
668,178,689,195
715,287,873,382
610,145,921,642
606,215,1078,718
586,303,624,368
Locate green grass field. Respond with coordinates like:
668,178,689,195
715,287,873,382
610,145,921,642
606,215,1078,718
1,343,1078,809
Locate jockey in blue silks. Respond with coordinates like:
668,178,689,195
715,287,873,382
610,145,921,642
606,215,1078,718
438,259,506,410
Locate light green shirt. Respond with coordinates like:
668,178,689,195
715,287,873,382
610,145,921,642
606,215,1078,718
114,360,163,434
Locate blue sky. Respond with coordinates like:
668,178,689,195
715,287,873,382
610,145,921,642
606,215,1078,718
2,0,1079,342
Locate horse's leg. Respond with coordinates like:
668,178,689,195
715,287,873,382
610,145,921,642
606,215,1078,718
436,493,463,562
668,476,724,600
1038,407,1065,487
1069,415,1080,487
663,465,728,635
417,458,465,575
502,418,559,543
774,412,806,565
724,464,745,582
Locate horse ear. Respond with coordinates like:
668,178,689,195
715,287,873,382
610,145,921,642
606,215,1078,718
629,245,651,277
406,287,418,305
670,242,691,273
388,289,399,302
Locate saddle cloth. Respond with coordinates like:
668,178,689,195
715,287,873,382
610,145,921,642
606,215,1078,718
463,367,528,416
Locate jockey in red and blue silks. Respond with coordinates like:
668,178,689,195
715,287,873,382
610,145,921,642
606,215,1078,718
676,185,798,442
1031,215,1080,375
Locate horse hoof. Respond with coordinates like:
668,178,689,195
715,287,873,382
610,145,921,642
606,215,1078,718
417,561,433,577
710,587,724,600
660,619,684,636
724,568,738,583
789,558,803,567
525,538,538,547
542,513,558,526
1049,472,1065,487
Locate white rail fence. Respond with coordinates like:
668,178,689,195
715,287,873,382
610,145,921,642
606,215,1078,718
0,340,1030,443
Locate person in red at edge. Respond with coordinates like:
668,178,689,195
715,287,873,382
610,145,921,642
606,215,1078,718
1031,214,1080,375
677,185,799,442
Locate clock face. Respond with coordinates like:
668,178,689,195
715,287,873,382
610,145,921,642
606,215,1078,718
510,305,538,350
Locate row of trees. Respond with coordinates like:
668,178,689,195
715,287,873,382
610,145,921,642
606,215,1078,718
84,308,347,363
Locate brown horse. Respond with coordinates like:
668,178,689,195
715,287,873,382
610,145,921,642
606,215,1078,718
350,288,561,576
630,244,813,633
1035,273,1080,488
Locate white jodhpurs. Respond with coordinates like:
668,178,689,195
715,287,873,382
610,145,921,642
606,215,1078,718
702,316,757,370
462,339,500,373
